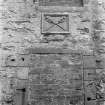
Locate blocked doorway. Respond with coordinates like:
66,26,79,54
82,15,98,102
26,48,98,105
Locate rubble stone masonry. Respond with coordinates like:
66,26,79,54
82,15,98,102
0,0,105,105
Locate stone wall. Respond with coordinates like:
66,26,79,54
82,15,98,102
0,0,105,105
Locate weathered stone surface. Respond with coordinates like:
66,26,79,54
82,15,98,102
84,69,96,80
39,0,83,6
29,74,40,84
28,53,83,105
65,95,84,105
16,79,27,89
17,67,28,79
1,0,105,105
84,81,97,105
25,47,82,54
5,54,31,67
83,55,96,68
5,52,82,67
30,84,59,96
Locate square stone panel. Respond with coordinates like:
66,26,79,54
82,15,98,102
41,13,70,34
83,55,96,69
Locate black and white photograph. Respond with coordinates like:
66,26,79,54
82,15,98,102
0,0,105,105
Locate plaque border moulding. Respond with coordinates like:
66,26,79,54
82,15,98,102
41,13,70,34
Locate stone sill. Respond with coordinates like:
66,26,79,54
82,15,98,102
37,6,85,12
25,47,82,54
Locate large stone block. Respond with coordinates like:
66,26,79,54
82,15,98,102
29,67,54,74
17,68,29,79
84,81,97,105
16,79,27,89
61,80,83,89
29,96,53,105
83,55,96,68
5,54,31,67
5,55,18,67
25,47,82,54
6,67,17,78
65,95,84,105
84,82,97,105
29,84,59,96
58,88,83,96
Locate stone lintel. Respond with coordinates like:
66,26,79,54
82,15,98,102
25,47,82,54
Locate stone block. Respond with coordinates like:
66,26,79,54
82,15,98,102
17,54,31,67
96,59,104,69
26,47,64,54
5,54,31,67
53,96,65,105
56,60,73,68
41,96,53,105
84,84,97,105
84,81,97,104
65,95,84,105
0,54,8,67
84,69,96,80
39,0,83,6
83,55,96,68
25,47,82,54
6,67,16,78
43,34,65,42
29,66,54,74
29,54,40,66
29,100,43,105
65,69,82,80
61,80,83,90
5,55,18,67
17,68,28,79
16,80,27,89
30,84,59,96
40,74,56,84
29,74,40,84
38,54,57,65
29,96,53,105
58,88,83,96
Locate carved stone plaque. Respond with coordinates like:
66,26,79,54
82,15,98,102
39,0,83,6
41,14,69,34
